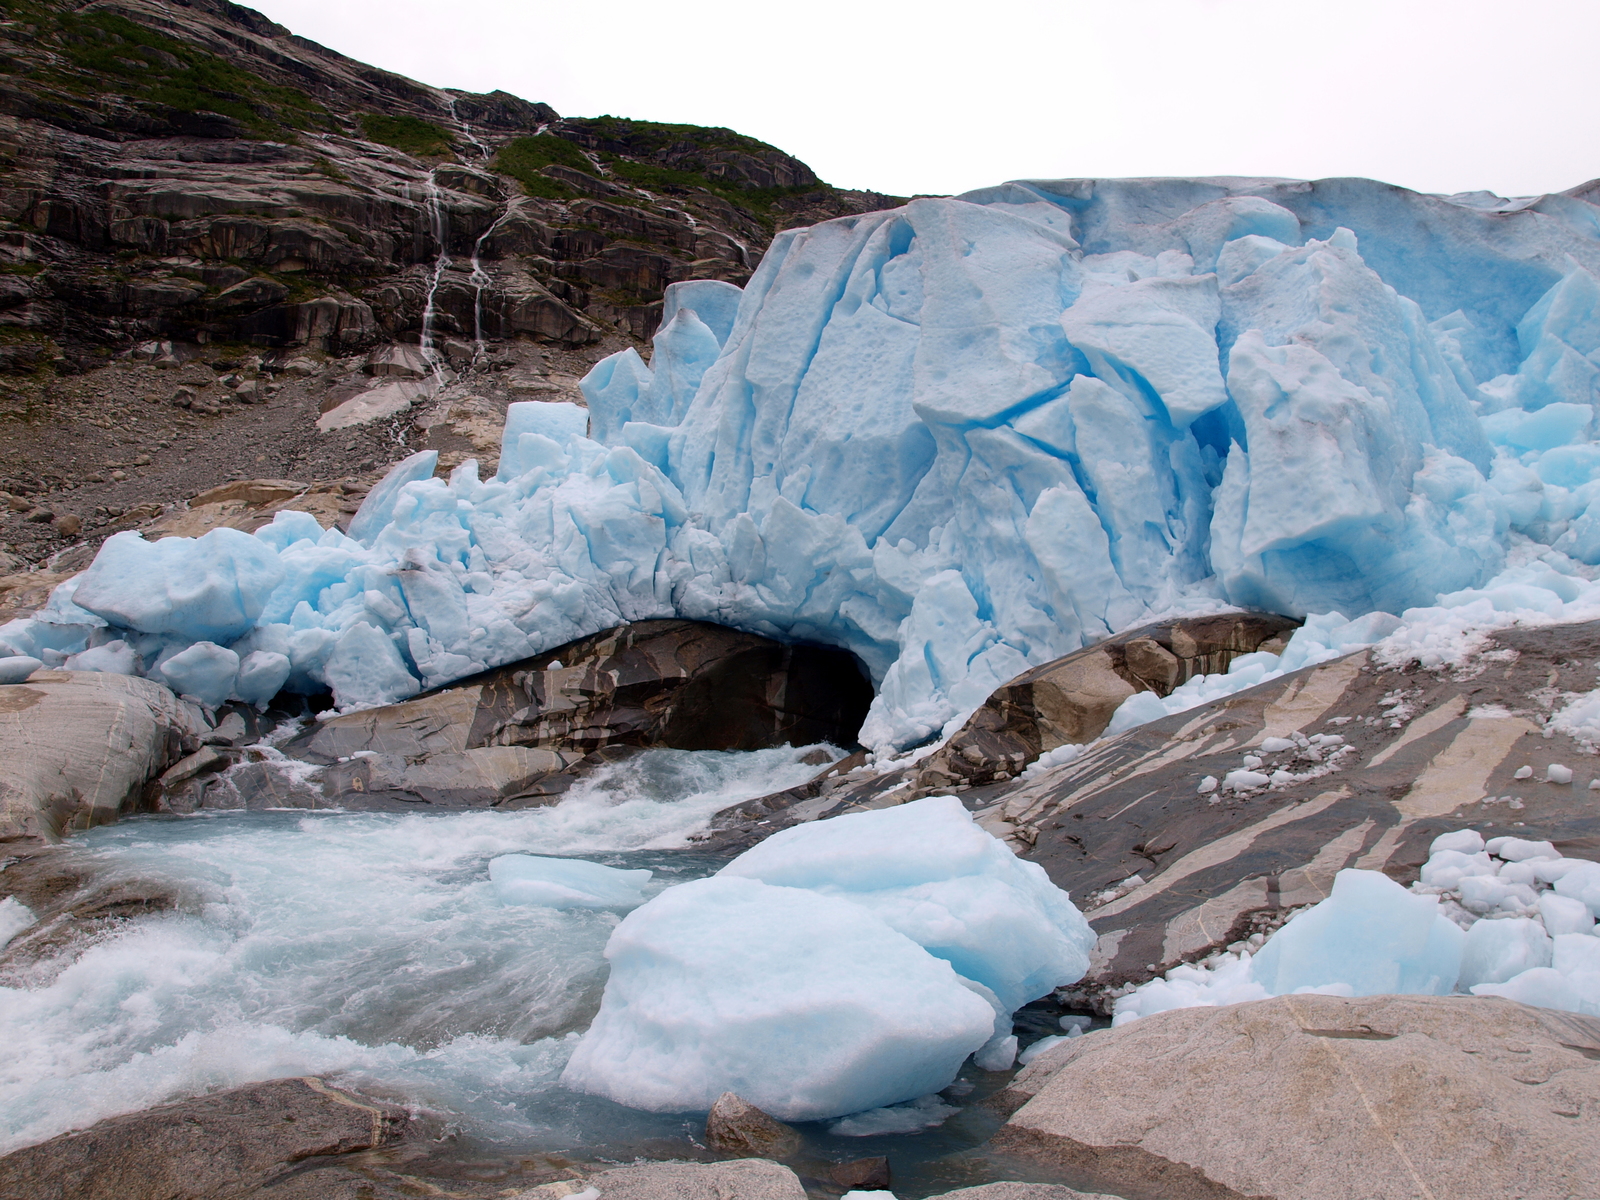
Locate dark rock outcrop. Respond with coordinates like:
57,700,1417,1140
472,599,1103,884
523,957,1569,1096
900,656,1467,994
704,1092,802,1160
910,613,1300,793
0,1077,407,1200
281,619,873,809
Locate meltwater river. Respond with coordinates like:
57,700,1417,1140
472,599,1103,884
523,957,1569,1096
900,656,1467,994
0,742,1066,1196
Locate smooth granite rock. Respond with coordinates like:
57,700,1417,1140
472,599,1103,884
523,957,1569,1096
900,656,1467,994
0,1077,407,1200
0,670,198,841
993,994,1600,1200
518,1159,807,1200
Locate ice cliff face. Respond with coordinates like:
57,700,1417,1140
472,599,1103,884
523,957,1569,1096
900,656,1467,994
12,176,1600,754
580,177,1600,747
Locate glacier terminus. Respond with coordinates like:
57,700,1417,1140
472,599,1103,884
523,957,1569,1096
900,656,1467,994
12,175,1600,756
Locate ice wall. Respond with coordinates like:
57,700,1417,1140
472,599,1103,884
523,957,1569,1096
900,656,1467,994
11,178,1600,753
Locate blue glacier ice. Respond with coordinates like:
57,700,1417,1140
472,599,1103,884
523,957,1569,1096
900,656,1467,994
559,796,1091,1119
12,177,1600,746
1113,839,1600,1024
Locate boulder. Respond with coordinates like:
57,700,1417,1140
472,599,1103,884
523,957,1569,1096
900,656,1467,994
929,1187,1119,1200
519,1160,807,1200
993,994,1600,1200
286,620,873,808
704,1092,801,1159
0,671,196,841
0,1077,407,1200
827,1157,891,1190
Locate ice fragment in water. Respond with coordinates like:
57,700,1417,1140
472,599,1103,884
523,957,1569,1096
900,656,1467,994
488,855,652,911
562,797,1091,1120
558,876,998,1121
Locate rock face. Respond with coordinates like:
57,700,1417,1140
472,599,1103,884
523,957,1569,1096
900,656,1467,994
0,0,899,371
1005,619,1600,1001
910,614,1299,793
707,616,1600,1003
283,619,872,809
0,1077,407,1200
993,994,1600,1200
0,670,198,841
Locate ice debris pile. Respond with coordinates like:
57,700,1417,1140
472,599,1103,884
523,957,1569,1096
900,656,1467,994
16,178,1600,751
1113,834,1600,1024
558,796,1094,1120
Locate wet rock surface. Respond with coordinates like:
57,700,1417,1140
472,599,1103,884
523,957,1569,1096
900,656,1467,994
992,994,1600,1200
708,617,1600,1006
0,669,200,840
0,1077,409,1200
0,843,196,980
704,1092,803,1160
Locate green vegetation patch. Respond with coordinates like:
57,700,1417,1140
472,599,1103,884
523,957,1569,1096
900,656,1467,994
600,154,816,225
573,116,785,163
491,135,593,199
28,7,328,139
358,113,453,157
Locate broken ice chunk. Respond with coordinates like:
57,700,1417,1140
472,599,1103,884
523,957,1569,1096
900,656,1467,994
489,855,652,911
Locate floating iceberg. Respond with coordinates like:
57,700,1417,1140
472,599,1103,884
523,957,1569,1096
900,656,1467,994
559,796,1092,1119
11,178,1600,751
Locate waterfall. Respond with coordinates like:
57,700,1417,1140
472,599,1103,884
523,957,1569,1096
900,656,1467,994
449,97,498,365
416,172,451,379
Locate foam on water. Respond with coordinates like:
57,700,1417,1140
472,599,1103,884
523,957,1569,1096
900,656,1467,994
0,745,833,1154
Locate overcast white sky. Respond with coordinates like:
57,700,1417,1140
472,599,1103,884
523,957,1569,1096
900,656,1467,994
248,0,1596,200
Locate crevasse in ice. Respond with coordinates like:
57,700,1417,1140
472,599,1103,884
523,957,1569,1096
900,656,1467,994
13,178,1600,752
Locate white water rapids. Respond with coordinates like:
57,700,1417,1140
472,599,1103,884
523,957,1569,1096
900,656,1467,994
0,745,835,1155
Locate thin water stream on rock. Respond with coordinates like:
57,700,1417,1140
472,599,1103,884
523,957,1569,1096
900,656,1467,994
0,744,1064,1196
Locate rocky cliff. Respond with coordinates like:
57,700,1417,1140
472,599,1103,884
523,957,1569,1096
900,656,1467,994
0,0,898,567
0,0,897,362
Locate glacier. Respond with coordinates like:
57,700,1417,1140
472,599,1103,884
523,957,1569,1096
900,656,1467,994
12,177,1600,751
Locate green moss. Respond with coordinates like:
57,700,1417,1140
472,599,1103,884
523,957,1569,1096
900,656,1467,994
574,115,781,161
598,154,814,225
358,112,453,157
491,135,596,199
312,156,349,183
5,6,329,139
